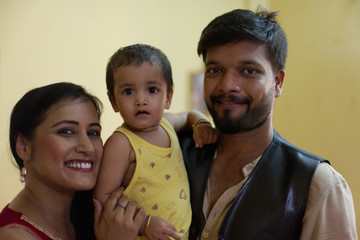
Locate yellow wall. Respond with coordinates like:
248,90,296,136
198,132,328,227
271,0,360,233
0,0,248,207
1,0,359,234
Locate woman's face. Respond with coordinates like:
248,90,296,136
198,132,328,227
22,99,103,193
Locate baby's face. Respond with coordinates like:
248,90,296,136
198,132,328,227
108,62,173,131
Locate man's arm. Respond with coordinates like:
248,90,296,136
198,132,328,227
301,163,358,239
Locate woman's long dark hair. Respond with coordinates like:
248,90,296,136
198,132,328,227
9,82,102,240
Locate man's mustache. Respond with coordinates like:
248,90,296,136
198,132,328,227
210,94,251,105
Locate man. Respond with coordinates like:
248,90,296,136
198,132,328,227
179,7,357,240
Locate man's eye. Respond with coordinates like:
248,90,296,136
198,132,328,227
244,68,257,75
206,68,221,74
123,89,134,95
148,87,158,94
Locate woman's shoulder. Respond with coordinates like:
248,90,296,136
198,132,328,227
0,205,53,240
0,225,38,240
0,205,37,240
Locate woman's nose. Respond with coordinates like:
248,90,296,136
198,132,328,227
75,134,95,155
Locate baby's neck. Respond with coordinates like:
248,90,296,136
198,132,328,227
124,123,171,148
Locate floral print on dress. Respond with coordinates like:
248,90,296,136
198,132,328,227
167,202,176,217
179,189,188,200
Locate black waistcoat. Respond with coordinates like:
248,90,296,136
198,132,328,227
178,130,328,240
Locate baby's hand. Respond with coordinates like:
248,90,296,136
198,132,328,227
144,216,181,240
193,122,218,148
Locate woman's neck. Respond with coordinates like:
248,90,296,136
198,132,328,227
10,184,76,240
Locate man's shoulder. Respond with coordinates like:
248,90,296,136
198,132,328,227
311,163,348,195
271,130,327,163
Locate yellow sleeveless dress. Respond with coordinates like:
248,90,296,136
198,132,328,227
115,118,191,239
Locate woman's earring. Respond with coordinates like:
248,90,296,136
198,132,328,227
20,167,27,183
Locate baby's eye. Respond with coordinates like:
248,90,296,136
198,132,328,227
148,87,158,94
123,88,134,95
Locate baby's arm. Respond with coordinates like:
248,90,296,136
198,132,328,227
93,132,131,206
165,110,217,148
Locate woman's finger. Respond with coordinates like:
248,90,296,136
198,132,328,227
93,198,103,228
103,187,125,214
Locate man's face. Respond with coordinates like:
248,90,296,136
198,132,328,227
203,40,284,134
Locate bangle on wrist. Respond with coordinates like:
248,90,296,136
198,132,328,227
192,118,211,131
144,215,151,235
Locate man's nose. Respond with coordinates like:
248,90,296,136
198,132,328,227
218,71,241,93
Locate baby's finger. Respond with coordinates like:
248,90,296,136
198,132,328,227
209,130,217,143
164,229,181,240
193,131,201,148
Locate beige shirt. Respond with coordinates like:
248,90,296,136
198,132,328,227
200,160,358,240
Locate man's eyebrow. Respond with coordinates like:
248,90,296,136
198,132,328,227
206,59,261,66
205,60,219,66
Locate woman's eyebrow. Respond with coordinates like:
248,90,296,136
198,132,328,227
90,122,102,128
51,120,79,128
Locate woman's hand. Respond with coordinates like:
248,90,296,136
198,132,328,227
93,187,146,240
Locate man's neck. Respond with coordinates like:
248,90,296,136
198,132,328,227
208,121,274,210
216,121,273,166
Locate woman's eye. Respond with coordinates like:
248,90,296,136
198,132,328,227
123,88,134,95
57,128,74,135
88,130,101,137
148,87,158,94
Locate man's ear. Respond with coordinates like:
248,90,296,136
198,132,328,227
16,134,31,162
274,70,285,98
165,90,174,109
107,92,119,112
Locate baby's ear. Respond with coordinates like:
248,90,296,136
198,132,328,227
107,92,119,112
165,90,174,109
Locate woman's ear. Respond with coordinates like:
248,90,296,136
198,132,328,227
16,134,31,162
165,90,174,110
107,92,119,112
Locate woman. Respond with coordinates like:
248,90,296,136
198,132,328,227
0,82,145,240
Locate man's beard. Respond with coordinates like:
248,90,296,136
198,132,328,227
206,90,274,134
